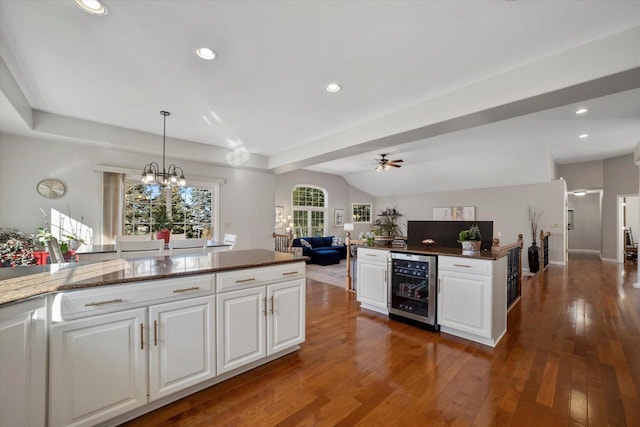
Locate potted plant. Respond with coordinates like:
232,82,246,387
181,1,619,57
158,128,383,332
371,208,402,247
458,224,482,252
153,206,173,243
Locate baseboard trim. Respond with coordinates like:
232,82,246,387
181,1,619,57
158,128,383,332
600,257,618,263
568,249,601,254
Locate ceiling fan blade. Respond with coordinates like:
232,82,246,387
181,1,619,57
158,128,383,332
389,159,404,163
387,163,402,168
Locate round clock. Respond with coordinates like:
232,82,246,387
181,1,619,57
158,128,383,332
37,179,65,199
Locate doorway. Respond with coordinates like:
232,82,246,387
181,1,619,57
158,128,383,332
618,194,639,263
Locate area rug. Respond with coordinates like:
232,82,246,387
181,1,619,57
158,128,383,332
306,259,355,288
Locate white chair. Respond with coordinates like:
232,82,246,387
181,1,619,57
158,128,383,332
116,239,164,259
223,233,237,250
115,234,151,242
47,237,65,264
170,233,186,240
168,238,207,255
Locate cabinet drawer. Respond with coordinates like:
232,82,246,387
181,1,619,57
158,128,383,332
216,262,305,293
52,274,215,321
438,256,492,275
357,248,389,263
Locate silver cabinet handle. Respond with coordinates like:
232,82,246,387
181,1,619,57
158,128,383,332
366,254,378,257
282,271,298,276
154,320,158,346
173,286,200,293
140,324,144,350
85,298,123,307
438,278,441,293
453,264,471,268
270,296,274,315
263,297,267,316
236,278,256,283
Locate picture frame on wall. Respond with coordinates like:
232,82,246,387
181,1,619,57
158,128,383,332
433,206,475,221
275,206,284,228
334,209,344,227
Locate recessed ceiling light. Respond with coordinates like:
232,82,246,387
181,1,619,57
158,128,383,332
73,0,108,16
578,133,589,139
573,190,587,196
325,83,342,93
575,108,589,115
196,47,216,60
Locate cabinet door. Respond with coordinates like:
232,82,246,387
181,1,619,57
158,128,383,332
148,296,215,401
216,287,266,374
0,299,46,427
437,270,491,337
357,260,388,312
267,279,305,355
49,308,147,427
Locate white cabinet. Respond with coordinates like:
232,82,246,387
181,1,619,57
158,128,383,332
437,256,507,347
216,286,266,373
49,275,216,427
49,308,147,427
148,296,216,401
216,270,305,375
356,248,389,315
0,297,47,427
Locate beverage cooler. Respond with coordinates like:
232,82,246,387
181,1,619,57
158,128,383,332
388,252,438,329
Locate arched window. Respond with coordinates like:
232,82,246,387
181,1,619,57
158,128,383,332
292,185,327,237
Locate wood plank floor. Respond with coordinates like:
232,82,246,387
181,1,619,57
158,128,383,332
125,253,639,426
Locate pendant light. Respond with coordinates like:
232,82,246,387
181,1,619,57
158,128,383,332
141,111,186,188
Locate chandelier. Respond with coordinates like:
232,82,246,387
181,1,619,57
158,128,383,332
141,111,186,188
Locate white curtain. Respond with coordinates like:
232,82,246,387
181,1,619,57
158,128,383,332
101,172,124,244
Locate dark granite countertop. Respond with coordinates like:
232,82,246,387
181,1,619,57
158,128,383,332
0,249,307,306
359,244,510,260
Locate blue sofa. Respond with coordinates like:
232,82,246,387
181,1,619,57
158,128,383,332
292,236,347,265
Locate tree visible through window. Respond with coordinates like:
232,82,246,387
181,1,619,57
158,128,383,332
352,203,372,223
292,185,326,237
124,182,213,238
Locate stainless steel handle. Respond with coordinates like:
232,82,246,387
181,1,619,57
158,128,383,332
366,254,378,257
384,270,387,284
438,278,441,293
236,278,256,283
263,297,267,316
173,286,200,293
84,298,123,307
154,320,158,346
453,264,471,268
282,271,298,276
140,323,144,350
269,296,274,315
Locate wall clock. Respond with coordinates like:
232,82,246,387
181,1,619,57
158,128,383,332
37,178,65,199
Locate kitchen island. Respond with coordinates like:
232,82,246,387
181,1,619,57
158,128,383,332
0,249,307,427
356,243,520,348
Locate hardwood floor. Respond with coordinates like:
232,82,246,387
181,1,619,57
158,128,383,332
125,253,639,426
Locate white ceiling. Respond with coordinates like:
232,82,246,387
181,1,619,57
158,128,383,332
1,0,639,196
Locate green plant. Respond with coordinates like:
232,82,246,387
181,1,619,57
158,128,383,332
153,206,173,232
370,208,402,237
1,228,37,267
458,224,482,242
35,227,53,245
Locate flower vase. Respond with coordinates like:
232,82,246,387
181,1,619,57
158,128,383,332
528,242,540,273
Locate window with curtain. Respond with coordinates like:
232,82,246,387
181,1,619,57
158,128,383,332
292,185,327,237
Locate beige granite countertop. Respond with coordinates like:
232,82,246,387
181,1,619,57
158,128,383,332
0,249,307,306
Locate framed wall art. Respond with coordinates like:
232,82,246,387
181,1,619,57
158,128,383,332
334,209,344,227
433,206,475,221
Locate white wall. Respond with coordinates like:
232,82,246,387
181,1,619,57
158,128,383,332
374,179,567,271
601,154,639,261
0,133,275,250
567,192,602,252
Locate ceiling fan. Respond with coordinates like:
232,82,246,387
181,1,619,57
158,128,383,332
375,154,403,172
